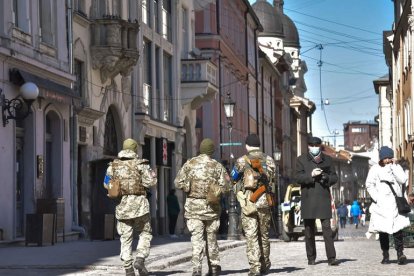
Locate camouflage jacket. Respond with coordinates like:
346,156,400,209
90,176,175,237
105,149,157,220
174,154,230,220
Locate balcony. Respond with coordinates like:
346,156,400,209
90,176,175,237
181,59,218,109
91,17,139,82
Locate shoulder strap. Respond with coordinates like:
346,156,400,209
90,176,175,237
381,180,398,196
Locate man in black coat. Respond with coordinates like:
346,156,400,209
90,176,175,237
295,136,339,266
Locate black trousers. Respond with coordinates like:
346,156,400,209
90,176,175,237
379,231,404,252
304,218,336,261
168,214,178,235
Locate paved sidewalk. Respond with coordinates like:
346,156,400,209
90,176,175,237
0,235,245,272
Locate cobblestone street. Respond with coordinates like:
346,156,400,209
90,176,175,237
155,223,414,276
1,223,414,275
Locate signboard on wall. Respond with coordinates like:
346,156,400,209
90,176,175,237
156,138,173,166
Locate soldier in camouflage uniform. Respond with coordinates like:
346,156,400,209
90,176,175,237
174,138,230,276
231,134,276,276
104,138,157,276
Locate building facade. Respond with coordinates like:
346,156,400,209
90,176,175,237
343,120,379,152
0,0,76,240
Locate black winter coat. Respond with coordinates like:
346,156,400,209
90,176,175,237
295,152,338,219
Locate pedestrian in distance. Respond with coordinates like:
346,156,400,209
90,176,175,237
350,200,361,229
231,134,276,276
103,138,157,276
346,202,352,225
295,136,340,266
167,189,180,238
365,146,411,265
337,203,348,229
360,204,366,227
174,138,230,276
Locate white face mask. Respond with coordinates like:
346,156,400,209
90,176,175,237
309,146,320,156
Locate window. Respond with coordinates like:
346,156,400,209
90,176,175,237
74,0,86,15
142,0,150,25
351,127,365,133
111,0,121,17
143,41,152,114
74,59,85,99
39,0,55,45
12,0,30,33
162,0,172,41
154,0,160,33
163,53,172,122
181,7,189,57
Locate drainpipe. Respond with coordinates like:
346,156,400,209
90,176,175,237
67,0,85,237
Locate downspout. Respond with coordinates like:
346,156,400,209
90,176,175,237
270,75,274,153
217,0,223,161
67,0,85,237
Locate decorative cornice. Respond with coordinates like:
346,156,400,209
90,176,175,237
77,107,105,126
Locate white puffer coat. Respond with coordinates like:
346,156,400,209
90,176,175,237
366,163,410,234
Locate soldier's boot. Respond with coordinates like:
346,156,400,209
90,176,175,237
247,268,261,276
381,250,390,264
397,250,407,265
125,267,136,276
208,265,221,276
192,270,202,276
260,261,271,274
133,257,149,276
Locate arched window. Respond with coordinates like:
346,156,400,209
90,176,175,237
104,107,119,156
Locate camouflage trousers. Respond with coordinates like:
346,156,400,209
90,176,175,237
241,208,271,274
117,213,152,269
186,218,220,272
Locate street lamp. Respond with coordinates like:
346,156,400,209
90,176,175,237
0,82,39,127
224,91,238,240
273,148,282,238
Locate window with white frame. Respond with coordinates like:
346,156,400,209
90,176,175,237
163,52,172,122
39,0,55,45
405,100,412,139
181,7,189,57
142,0,150,25
162,0,172,41
12,0,30,33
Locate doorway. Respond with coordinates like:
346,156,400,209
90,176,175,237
15,134,24,237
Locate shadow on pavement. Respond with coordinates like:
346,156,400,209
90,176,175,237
272,266,305,273
150,270,187,275
220,268,250,275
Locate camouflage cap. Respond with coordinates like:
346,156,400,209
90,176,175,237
122,138,138,152
200,138,215,155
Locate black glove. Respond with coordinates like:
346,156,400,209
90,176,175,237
320,172,330,187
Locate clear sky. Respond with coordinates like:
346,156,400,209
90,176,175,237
249,0,394,147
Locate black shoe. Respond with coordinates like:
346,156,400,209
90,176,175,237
381,251,390,264
328,258,340,266
398,252,407,265
308,260,316,265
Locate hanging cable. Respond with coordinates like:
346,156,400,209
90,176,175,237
317,44,331,134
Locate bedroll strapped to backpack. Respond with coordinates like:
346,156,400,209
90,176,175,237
243,156,274,207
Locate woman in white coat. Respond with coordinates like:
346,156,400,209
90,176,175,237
366,146,410,265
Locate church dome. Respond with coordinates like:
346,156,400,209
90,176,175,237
281,14,300,48
252,0,284,38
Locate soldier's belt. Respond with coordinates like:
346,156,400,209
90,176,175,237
122,191,146,196
187,195,207,199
